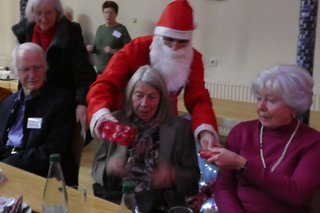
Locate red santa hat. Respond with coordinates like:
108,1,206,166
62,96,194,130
154,0,194,40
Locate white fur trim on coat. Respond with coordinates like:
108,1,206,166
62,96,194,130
154,26,192,40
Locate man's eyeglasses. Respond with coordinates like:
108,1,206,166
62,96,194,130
162,36,190,48
18,65,44,73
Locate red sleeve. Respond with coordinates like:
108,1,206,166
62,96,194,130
86,36,152,122
184,50,218,133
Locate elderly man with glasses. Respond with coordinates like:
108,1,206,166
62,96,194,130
87,0,221,151
0,43,78,186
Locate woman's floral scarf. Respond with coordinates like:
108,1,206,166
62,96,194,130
124,116,160,192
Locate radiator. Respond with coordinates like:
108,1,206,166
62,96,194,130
205,81,320,112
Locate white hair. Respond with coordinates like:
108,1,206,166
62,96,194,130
25,0,63,23
251,64,314,115
11,42,47,76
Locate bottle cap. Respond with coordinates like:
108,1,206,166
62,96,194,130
49,153,61,163
122,181,135,193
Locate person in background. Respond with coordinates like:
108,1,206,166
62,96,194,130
92,65,200,212
86,1,131,74
63,5,74,22
209,64,320,213
0,87,12,102
0,43,77,186
87,0,220,151
12,0,97,141
19,0,29,17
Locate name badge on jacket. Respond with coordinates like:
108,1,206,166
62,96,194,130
27,117,42,129
112,30,122,38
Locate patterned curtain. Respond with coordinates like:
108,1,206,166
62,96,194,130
296,0,318,124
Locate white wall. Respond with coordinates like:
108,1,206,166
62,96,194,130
0,0,19,65
1,0,320,94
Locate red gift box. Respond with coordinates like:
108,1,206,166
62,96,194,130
101,121,137,146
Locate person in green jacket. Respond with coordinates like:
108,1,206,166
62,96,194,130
87,1,131,74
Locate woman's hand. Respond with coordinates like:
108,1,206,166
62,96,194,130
86,44,94,53
207,147,247,170
76,104,88,138
106,155,127,177
152,165,176,188
106,145,128,177
104,46,116,54
94,113,118,138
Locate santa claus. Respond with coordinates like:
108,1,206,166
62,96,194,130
87,0,220,149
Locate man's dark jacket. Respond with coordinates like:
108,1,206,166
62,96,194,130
0,84,78,186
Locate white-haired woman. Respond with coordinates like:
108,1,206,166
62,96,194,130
208,64,320,213
12,0,96,141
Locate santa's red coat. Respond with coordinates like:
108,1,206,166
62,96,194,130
87,35,218,134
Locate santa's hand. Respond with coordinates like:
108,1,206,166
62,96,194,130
94,113,118,138
199,130,222,150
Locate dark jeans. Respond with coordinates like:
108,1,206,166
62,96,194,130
135,190,168,213
93,173,123,204
93,183,122,204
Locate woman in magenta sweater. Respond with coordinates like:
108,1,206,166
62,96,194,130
208,64,320,213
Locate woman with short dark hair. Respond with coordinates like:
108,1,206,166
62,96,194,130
86,1,131,74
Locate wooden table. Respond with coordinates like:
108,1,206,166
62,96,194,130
0,162,119,213
0,80,18,92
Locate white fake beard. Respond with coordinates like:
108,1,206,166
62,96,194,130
149,35,193,93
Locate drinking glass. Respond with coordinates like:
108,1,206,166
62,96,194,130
168,206,193,213
79,187,89,213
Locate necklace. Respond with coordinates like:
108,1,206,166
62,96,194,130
259,120,300,172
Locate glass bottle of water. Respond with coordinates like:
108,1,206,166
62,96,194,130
42,153,68,213
118,181,139,213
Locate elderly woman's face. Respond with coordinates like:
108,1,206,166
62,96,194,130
33,2,58,31
132,82,160,122
256,90,294,129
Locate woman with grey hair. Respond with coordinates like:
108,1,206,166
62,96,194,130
24,0,64,24
92,65,200,212
207,64,320,212
252,64,313,117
